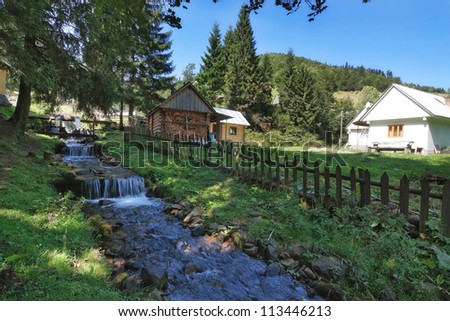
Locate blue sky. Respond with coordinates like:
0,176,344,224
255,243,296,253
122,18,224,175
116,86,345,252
168,0,450,90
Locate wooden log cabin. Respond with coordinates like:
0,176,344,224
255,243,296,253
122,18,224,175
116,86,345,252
146,83,250,143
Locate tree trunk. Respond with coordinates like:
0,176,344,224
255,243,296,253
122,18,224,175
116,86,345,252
128,102,134,125
9,77,32,134
119,98,124,131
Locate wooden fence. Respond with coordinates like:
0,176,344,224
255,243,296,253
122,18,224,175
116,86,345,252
127,127,450,238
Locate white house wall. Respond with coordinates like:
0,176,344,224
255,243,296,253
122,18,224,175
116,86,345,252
364,87,429,122
367,118,430,152
428,117,450,151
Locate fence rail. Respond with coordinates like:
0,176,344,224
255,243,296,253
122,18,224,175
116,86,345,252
127,126,450,238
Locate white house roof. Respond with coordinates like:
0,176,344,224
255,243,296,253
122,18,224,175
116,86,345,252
349,84,450,126
346,102,373,130
213,107,251,126
391,84,450,119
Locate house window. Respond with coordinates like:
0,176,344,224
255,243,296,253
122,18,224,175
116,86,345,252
388,124,404,138
229,126,237,135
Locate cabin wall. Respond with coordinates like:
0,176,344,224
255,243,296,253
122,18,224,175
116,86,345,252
219,123,246,143
0,68,6,95
428,117,450,153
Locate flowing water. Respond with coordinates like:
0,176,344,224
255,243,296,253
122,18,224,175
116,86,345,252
62,140,319,301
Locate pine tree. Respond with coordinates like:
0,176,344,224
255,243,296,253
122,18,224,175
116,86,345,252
277,49,330,139
197,23,226,106
248,54,274,131
224,5,259,113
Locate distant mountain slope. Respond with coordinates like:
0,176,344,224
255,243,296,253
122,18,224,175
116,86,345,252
262,53,447,94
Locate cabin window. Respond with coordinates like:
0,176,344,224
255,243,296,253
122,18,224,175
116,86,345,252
229,126,238,135
388,124,404,138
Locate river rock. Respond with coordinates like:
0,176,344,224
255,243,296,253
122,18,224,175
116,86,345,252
183,212,193,224
168,204,183,211
148,289,163,301
407,214,420,228
112,272,129,288
311,256,350,278
314,281,343,300
243,246,259,258
99,199,115,206
141,265,168,290
180,200,191,210
280,258,295,268
250,210,261,218
380,288,397,301
267,245,278,261
217,225,227,232
122,275,141,295
185,263,204,275
265,263,281,277
191,226,205,237
303,267,317,280
422,282,441,298
125,260,143,271
190,207,206,217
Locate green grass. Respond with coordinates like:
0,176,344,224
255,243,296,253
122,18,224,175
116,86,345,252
101,130,450,300
0,129,126,300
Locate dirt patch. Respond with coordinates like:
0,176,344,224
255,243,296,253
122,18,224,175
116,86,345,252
0,266,23,295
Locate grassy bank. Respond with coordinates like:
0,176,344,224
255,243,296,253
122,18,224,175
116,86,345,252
0,121,124,300
101,131,450,300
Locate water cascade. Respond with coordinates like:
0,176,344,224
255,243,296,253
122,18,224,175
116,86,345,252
81,176,145,199
63,143,94,157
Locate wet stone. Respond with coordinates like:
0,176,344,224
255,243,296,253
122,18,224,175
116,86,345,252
141,265,168,290
184,264,204,275
265,263,281,277
191,226,205,237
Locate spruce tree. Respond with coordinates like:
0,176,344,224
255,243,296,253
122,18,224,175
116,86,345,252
248,54,274,131
197,23,226,106
224,5,259,113
277,49,330,139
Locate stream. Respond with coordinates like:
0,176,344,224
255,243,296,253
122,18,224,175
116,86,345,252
61,139,320,301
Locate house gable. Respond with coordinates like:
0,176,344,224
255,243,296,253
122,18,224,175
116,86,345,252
158,83,215,114
363,86,430,122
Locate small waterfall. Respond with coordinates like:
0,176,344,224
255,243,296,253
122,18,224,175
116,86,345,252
63,143,94,157
82,176,145,199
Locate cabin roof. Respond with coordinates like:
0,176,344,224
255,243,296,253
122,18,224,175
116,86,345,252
213,107,251,126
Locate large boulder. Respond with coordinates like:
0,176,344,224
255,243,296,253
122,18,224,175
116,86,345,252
141,265,168,290
311,256,350,278
314,281,344,300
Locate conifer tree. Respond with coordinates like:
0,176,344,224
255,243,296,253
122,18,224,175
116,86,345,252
277,49,330,139
197,23,226,106
224,5,259,113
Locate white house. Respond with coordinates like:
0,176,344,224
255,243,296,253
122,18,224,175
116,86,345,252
346,102,373,150
347,84,450,154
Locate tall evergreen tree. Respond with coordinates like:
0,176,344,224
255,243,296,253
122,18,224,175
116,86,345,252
197,23,226,106
224,5,259,113
277,49,330,139
248,54,274,131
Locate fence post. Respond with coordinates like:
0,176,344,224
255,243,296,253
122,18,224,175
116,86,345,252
335,165,342,208
350,167,356,194
284,155,290,189
419,177,430,234
253,150,258,183
441,181,450,237
399,175,410,216
292,155,298,184
358,169,371,206
302,157,308,201
275,151,280,191
313,160,320,200
235,147,239,178
324,165,330,197
380,172,390,206
267,149,272,190
260,148,265,188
